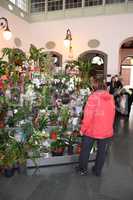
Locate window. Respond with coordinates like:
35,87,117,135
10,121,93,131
31,0,45,13
105,0,125,4
9,0,27,12
17,0,27,11
85,0,102,7
65,0,82,9
9,0,15,4
48,0,63,11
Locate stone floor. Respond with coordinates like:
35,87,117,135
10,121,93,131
0,110,133,200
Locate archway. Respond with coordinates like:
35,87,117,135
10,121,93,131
46,51,62,67
78,50,107,79
119,37,133,86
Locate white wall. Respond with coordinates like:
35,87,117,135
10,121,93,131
0,6,30,55
1,5,133,76
29,13,133,75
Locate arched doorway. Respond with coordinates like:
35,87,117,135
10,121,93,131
78,50,107,79
119,38,133,86
46,51,62,67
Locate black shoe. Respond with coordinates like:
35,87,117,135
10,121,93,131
79,170,88,176
75,166,88,176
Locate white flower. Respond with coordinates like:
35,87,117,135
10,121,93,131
14,109,18,114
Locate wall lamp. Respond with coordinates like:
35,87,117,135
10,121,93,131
0,17,12,40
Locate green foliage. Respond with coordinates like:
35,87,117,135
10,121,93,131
29,44,44,63
0,96,8,119
60,106,70,127
21,122,33,138
41,86,52,108
39,53,53,75
29,44,53,76
2,48,26,66
0,129,9,145
27,129,48,162
0,60,7,76
49,111,58,122
7,105,31,127
0,137,27,167
72,59,93,88
38,115,48,131
51,139,65,149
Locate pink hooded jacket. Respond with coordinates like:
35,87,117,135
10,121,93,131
80,90,115,139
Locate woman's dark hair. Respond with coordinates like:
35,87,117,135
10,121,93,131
92,78,107,91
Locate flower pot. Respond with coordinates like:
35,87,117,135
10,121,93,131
0,120,5,128
4,167,14,177
51,147,65,156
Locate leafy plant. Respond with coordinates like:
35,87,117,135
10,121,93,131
0,137,27,168
72,59,93,88
27,129,48,163
51,139,65,149
0,60,7,77
41,86,52,108
1,48,26,66
38,115,48,131
50,137,65,156
29,44,44,66
60,106,70,129
49,111,58,123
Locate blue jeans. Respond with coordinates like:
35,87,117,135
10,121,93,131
79,135,110,174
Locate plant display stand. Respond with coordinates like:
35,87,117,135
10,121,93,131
27,153,96,168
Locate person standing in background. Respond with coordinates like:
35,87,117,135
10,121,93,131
109,76,116,95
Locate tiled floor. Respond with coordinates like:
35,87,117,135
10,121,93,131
0,110,133,200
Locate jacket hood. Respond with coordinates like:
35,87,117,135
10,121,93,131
95,91,112,101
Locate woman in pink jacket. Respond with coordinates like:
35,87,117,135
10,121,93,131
77,78,115,176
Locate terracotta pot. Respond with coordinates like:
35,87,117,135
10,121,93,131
0,121,5,128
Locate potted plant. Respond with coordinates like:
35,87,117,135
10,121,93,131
60,106,70,129
1,47,26,66
63,131,78,155
50,127,59,140
0,96,8,128
51,139,65,156
49,111,58,126
26,128,48,166
1,138,19,177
